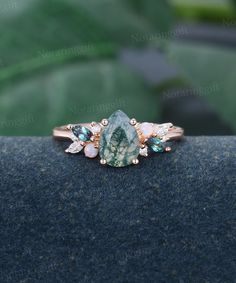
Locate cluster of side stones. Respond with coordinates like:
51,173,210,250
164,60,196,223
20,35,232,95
65,110,172,167
139,122,173,139
138,122,172,156
66,123,101,158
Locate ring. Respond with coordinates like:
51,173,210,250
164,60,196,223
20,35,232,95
53,110,184,167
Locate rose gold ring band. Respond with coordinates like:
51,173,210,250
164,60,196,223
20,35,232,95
53,123,184,142
52,110,184,167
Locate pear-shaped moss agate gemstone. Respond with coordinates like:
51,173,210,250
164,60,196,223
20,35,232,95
99,110,140,167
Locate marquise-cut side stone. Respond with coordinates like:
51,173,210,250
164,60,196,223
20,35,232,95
72,125,93,142
146,137,165,153
153,123,173,137
65,141,83,154
99,110,140,167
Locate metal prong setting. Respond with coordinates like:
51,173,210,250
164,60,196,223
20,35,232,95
100,159,107,165
130,118,137,126
132,159,139,165
101,119,109,126
67,124,73,130
90,121,97,127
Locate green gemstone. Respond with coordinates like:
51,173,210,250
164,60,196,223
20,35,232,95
72,125,93,142
99,110,140,167
147,137,165,153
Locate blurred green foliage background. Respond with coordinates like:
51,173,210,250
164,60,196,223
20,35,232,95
0,0,235,135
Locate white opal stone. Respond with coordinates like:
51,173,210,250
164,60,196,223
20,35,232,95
139,122,153,137
84,143,98,158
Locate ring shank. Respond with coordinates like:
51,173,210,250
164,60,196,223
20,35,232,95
53,123,184,141
163,126,184,141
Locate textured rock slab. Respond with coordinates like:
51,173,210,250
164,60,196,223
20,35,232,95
0,136,235,282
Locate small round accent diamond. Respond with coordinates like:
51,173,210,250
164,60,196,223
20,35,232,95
139,147,148,157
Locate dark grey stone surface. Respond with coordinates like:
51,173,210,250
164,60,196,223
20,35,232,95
0,136,235,283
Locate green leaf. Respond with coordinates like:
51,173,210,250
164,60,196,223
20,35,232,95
0,0,110,68
167,41,236,132
126,0,174,30
0,0,173,69
0,0,174,135
70,0,174,43
170,0,236,23
0,61,159,136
